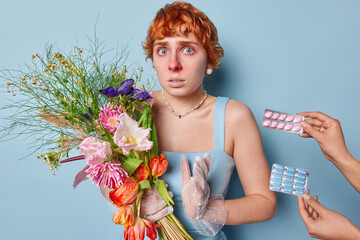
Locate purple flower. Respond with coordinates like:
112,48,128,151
116,79,134,95
99,79,135,98
82,107,94,119
130,89,153,101
99,87,119,98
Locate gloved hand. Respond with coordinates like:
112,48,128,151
140,186,174,222
181,153,227,236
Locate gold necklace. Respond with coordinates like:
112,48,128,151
161,89,208,119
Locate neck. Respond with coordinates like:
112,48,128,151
161,87,208,118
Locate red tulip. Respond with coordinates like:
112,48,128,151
124,217,157,240
136,164,149,181
150,153,168,177
124,217,144,240
143,219,157,240
113,205,134,227
109,177,139,207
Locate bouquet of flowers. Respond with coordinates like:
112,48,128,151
1,36,193,240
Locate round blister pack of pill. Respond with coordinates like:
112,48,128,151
269,163,310,196
262,109,304,134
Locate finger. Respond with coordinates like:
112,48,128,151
143,187,158,196
304,118,324,128
312,195,320,220
299,132,312,138
181,155,191,187
297,111,333,122
142,190,174,202
300,121,322,140
196,156,209,180
142,200,167,215
144,206,174,222
203,152,211,171
193,162,207,191
305,189,316,219
303,193,327,215
297,196,313,226
307,201,315,218
313,195,318,201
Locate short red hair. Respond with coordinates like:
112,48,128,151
142,2,224,68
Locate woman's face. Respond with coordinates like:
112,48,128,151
152,34,208,97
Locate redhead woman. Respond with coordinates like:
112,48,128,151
139,2,277,239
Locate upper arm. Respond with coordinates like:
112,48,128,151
225,100,275,199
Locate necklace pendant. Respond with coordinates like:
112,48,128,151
178,115,182,119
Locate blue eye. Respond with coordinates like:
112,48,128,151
158,48,168,55
183,47,195,54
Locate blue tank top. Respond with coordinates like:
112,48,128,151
158,97,235,240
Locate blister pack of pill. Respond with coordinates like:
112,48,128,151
262,109,304,134
269,163,309,196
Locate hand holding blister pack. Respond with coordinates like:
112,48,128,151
269,163,310,196
262,109,304,134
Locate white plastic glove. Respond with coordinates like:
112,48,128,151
140,186,174,222
181,153,227,236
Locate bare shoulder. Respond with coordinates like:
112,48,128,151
225,99,255,125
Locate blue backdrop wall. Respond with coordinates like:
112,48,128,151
1,0,359,239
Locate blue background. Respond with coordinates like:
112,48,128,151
1,0,359,239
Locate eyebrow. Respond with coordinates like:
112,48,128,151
154,40,200,47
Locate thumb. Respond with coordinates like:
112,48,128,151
301,121,322,141
181,155,191,187
303,193,326,214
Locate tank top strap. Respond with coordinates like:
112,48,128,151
213,97,230,151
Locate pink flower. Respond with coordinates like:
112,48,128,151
86,162,128,189
113,113,153,155
79,137,112,165
97,103,123,134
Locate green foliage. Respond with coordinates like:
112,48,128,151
0,34,155,168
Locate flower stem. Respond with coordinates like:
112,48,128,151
60,155,85,163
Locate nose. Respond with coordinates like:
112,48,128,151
168,52,182,71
